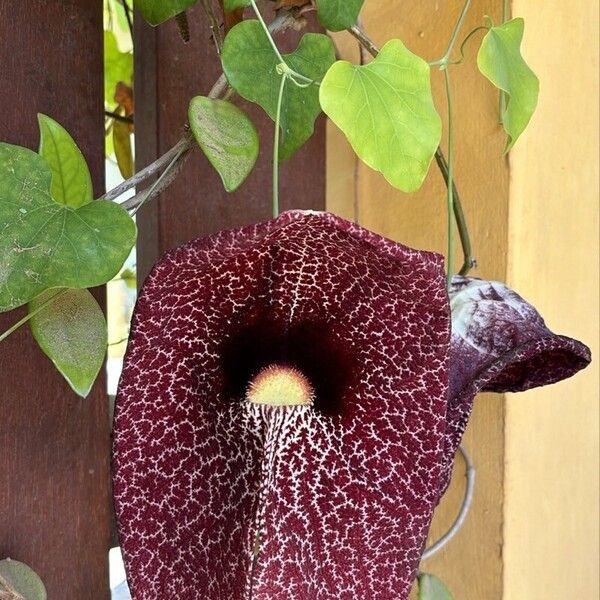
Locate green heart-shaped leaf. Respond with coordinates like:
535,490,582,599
222,21,335,160
135,0,198,25
477,18,539,151
38,114,93,209
418,573,454,600
0,558,47,600
189,96,259,192
0,143,137,312
316,0,364,31
319,39,442,193
104,30,133,107
29,288,107,398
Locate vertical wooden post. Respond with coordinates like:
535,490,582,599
135,4,327,277
0,2,110,598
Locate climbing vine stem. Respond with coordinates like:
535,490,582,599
444,68,455,287
129,147,189,215
421,445,475,560
272,69,288,218
347,24,379,58
436,0,473,286
250,0,286,64
434,149,476,276
248,0,320,218
98,8,302,209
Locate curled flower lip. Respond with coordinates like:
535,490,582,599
113,211,450,600
113,213,590,600
438,276,591,497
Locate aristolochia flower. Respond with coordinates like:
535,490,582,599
113,212,590,600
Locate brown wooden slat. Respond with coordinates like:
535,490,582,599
135,3,328,280
0,2,111,598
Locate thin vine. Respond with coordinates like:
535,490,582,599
272,71,288,218
429,0,473,285
430,0,473,67
443,68,456,288
248,0,320,217
499,0,510,118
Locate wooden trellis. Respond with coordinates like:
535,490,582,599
0,2,327,597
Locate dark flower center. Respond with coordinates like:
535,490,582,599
220,316,356,416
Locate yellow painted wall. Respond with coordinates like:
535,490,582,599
326,1,598,598
505,1,599,598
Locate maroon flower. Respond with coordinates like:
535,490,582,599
113,211,450,599
113,213,590,599
439,276,591,496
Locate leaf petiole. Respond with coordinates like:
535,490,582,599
429,0,473,68
428,25,489,68
0,289,67,344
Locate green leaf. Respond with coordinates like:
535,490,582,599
0,143,137,312
223,0,249,10
104,30,133,107
418,573,454,600
477,17,539,151
222,21,335,160
29,289,107,398
189,96,259,192
0,558,47,600
38,114,93,209
319,39,441,193
315,0,364,31
135,0,198,25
